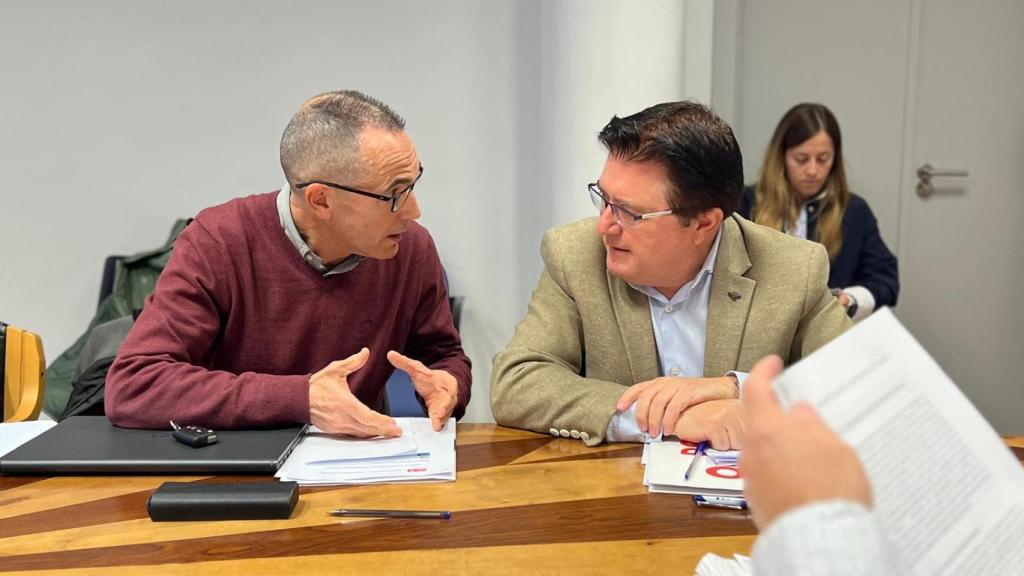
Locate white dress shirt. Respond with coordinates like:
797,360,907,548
606,229,747,442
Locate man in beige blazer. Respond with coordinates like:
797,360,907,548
491,101,850,448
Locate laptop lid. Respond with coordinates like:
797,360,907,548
0,416,307,474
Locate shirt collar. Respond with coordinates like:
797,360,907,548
803,188,829,211
277,184,364,276
632,227,723,305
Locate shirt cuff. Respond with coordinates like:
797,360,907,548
752,500,899,576
605,403,659,443
843,285,876,321
726,371,748,397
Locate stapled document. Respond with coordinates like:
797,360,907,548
275,417,455,485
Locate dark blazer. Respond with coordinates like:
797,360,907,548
737,186,899,308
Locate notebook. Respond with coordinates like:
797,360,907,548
0,416,307,474
644,439,743,497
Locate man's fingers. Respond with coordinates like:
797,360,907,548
387,350,429,376
661,393,694,439
673,412,702,443
741,355,784,423
358,408,402,437
616,381,649,411
428,401,450,431
646,388,673,437
790,401,826,427
424,393,455,431
329,347,371,376
635,390,654,433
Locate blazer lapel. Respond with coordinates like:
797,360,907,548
607,273,660,384
704,217,756,377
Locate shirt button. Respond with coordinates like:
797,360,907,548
580,431,591,442
570,430,581,439
665,305,674,313
549,428,559,437
671,366,681,376
559,429,571,438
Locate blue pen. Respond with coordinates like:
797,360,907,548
683,441,708,481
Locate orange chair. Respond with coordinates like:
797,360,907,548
1,322,46,422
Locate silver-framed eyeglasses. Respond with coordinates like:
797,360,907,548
297,164,424,213
588,182,680,228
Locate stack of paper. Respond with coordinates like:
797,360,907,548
694,553,751,576
643,439,743,496
276,418,455,486
0,420,56,458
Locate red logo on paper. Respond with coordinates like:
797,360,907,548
679,440,699,455
706,466,741,479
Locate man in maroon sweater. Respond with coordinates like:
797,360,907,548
105,91,471,436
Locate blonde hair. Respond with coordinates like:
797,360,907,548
753,103,849,260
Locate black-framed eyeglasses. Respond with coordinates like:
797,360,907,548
297,164,424,213
588,182,680,228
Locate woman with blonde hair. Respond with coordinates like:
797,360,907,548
738,103,898,320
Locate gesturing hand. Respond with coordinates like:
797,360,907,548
739,355,872,531
387,350,459,431
616,376,739,437
308,347,401,438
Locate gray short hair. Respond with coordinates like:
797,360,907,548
279,90,406,189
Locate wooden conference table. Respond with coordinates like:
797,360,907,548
1,425,1022,575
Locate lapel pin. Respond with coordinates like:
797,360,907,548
728,291,742,302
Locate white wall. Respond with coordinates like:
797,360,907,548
1,0,712,422
714,0,910,247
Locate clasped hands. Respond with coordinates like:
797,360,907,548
308,347,458,437
617,375,744,450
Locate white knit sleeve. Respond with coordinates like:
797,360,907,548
752,500,901,576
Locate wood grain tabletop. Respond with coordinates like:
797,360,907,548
2,424,1021,575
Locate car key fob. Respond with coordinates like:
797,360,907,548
169,421,218,448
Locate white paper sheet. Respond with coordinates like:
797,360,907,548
276,417,455,485
773,308,1024,574
0,420,56,458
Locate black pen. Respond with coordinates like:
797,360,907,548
330,509,452,519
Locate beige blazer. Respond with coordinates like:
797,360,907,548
491,214,851,445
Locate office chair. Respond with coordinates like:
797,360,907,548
1,322,46,422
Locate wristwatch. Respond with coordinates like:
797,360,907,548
845,292,859,318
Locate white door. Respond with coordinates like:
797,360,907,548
895,0,1024,434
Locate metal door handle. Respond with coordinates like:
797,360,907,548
917,163,969,198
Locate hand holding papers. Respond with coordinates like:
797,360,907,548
276,417,455,486
754,309,1024,574
740,355,872,531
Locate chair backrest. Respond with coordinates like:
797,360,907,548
1,322,46,422
98,255,126,310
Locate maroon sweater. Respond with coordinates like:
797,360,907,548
105,192,471,429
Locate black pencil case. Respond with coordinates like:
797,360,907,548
147,480,299,521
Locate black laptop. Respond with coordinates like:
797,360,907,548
0,416,307,474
